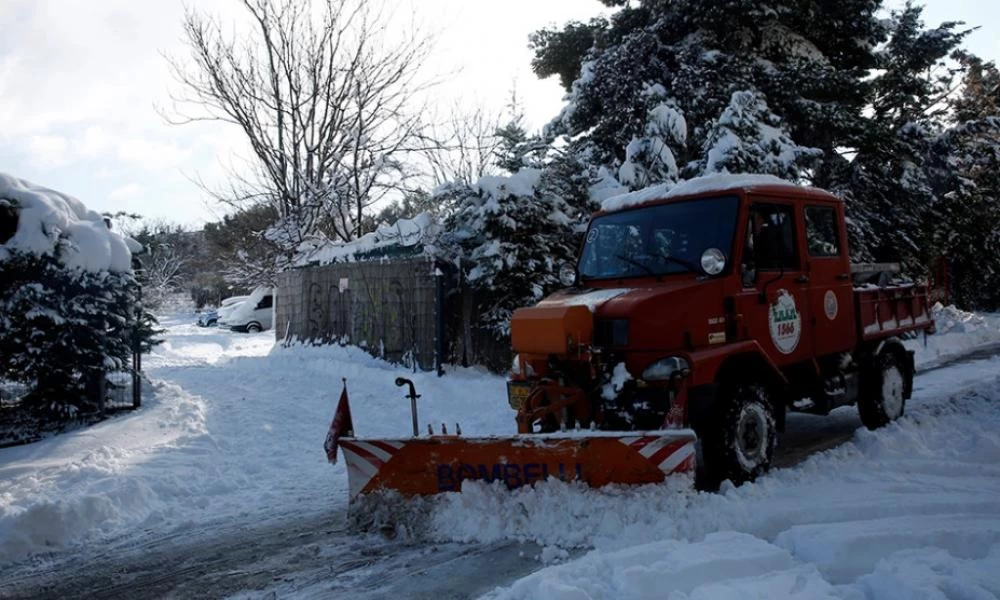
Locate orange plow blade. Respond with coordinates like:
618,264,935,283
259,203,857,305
340,430,697,499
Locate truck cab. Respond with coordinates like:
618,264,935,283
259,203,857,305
509,175,933,486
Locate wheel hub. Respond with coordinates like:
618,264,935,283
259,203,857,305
735,403,769,471
882,366,904,419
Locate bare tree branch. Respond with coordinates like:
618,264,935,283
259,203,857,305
165,0,438,271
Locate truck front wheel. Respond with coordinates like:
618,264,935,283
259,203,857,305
701,383,776,488
859,350,908,430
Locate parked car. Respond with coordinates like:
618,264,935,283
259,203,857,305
197,295,249,327
197,309,219,327
220,288,273,333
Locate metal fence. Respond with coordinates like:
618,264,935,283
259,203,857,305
0,369,142,448
102,370,143,412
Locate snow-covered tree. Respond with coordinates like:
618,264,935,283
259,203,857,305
701,90,820,178
0,176,161,421
534,0,885,185
444,169,577,336
833,4,970,267
618,85,687,190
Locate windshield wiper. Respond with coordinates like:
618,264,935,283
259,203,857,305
614,253,656,277
656,252,701,274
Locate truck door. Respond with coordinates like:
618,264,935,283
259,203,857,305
735,201,813,366
803,203,856,356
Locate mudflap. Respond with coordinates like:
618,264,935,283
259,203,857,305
340,430,697,501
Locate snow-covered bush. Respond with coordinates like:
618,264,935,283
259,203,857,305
0,173,160,420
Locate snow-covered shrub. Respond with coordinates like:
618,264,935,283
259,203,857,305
0,174,160,420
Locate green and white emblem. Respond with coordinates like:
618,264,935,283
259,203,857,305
769,290,801,354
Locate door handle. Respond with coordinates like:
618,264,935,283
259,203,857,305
794,275,809,284
836,273,850,280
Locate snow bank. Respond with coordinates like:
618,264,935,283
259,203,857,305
907,303,1000,366
0,172,132,272
601,173,806,212
444,373,1000,599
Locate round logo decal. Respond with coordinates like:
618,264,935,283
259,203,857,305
824,290,838,321
586,228,600,244
768,290,801,354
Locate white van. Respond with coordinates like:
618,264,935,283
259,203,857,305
220,287,273,333
197,295,249,327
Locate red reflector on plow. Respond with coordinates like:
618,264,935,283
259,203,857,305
340,430,697,499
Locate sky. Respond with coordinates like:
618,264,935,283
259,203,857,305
1,0,998,228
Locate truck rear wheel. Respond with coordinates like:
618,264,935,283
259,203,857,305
859,350,908,430
701,383,776,489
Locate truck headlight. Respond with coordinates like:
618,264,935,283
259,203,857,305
642,356,690,381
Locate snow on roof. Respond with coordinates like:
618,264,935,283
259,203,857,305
0,172,133,272
600,173,808,212
295,212,440,267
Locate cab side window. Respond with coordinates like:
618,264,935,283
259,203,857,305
743,204,798,277
256,295,273,310
804,206,840,257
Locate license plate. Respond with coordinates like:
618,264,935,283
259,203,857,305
507,381,533,410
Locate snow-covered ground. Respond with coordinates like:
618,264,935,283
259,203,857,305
0,312,510,562
1,304,999,598
444,368,1000,599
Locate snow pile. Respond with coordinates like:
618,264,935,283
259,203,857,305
906,303,1000,365
601,173,806,212
446,373,1000,599
295,212,440,267
0,172,132,272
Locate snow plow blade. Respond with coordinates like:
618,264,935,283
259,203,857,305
340,430,697,499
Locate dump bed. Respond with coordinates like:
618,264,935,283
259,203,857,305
854,283,934,341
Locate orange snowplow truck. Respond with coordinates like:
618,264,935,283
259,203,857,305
508,176,934,486
336,176,934,501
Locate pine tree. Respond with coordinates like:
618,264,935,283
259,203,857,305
924,54,1000,308
701,90,821,178
834,4,969,268
533,0,885,187
444,170,577,337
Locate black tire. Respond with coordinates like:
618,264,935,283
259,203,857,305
701,383,777,489
246,322,263,333
858,350,908,430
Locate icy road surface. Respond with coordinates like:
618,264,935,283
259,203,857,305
1,309,999,599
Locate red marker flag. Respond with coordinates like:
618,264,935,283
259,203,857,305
324,379,354,464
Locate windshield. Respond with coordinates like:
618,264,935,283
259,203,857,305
578,195,740,280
